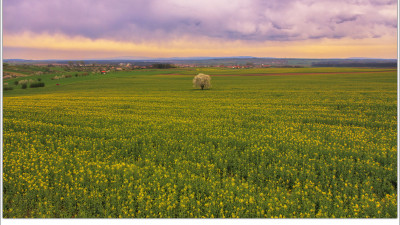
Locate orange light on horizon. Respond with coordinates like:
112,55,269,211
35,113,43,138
3,32,397,60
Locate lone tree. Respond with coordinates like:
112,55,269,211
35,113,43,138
193,73,211,90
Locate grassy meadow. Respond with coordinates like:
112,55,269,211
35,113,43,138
2,67,397,218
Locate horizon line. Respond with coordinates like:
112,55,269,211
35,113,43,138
3,56,398,61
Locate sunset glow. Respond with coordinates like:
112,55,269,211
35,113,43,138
2,0,397,59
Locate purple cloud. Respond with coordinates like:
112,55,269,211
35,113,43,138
3,0,397,42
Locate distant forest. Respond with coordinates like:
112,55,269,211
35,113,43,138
312,61,397,68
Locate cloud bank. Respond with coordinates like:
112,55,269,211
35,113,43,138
3,0,397,43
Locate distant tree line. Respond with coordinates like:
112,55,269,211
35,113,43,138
151,63,176,69
312,61,397,68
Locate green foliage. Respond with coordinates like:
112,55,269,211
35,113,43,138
3,86,14,91
29,82,45,88
152,63,176,69
21,84,27,89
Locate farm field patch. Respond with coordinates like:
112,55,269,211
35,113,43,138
2,68,397,218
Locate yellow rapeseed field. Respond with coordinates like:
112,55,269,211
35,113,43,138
2,69,397,218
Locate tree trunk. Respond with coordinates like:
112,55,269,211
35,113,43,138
201,84,204,90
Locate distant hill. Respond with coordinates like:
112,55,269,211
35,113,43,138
312,58,397,68
90,56,263,61
3,57,397,68
3,59,34,62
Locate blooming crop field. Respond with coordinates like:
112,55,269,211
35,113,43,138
2,68,397,218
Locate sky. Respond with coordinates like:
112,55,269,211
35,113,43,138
2,0,398,60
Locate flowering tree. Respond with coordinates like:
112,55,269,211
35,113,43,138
193,73,211,90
